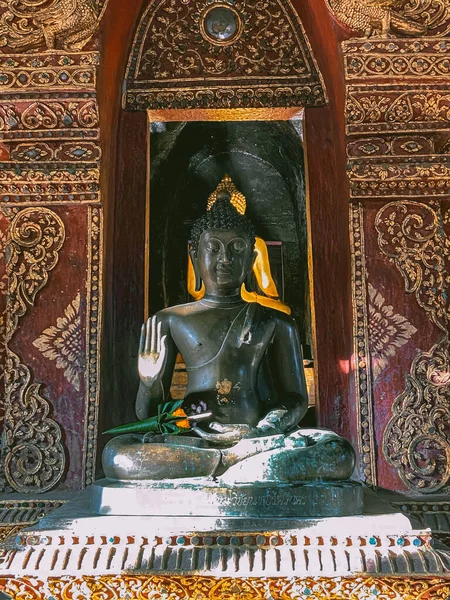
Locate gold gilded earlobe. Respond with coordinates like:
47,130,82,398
188,252,205,300
253,237,280,299
240,283,291,315
240,237,291,315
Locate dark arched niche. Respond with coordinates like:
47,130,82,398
148,120,310,349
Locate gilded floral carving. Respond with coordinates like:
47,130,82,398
375,201,447,331
349,158,450,197
0,0,108,52
346,51,450,79
33,293,83,392
125,0,326,110
368,283,417,380
1,575,450,599
6,207,65,338
375,201,450,492
347,135,434,157
4,207,66,493
346,86,450,134
343,21,450,495
3,349,66,493
0,100,99,133
326,0,450,37
383,336,450,492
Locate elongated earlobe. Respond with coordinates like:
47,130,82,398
253,237,280,299
240,237,292,315
188,250,205,300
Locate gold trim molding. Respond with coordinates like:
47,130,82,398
350,202,377,487
1,575,450,599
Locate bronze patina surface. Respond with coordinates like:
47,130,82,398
101,178,358,515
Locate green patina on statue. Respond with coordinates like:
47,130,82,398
102,176,356,485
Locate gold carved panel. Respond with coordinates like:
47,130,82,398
0,51,102,492
0,0,108,52
326,0,450,37
344,33,450,493
124,0,327,110
1,575,450,599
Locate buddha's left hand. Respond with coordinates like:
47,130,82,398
256,405,303,435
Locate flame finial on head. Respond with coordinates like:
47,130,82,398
207,174,246,216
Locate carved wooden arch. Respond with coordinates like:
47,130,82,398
123,0,327,111
98,0,355,457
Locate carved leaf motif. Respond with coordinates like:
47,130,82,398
4,350,65,492
20,102,58,130
77,100,99,128
7,207,65,338
33,292,83,392
386,94,414,123
368,283,417,380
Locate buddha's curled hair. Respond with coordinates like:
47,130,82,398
190,192,256,256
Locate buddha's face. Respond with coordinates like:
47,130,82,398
197,228,255,293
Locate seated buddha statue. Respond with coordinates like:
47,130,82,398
103,176,356,485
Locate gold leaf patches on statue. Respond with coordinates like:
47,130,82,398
216,378,233,396
216,378,234,406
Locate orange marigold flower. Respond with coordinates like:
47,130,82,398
171,408,187,418
175,419,190,429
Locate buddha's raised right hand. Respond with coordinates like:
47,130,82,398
138,316,168,387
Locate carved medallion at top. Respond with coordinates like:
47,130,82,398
125,0,326,110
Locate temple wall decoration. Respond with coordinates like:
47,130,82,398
1,575,450,599
0,0,450,595
0,0,109,52
124,0,327,111
326,0,450,37
0,0,448,504
343,35,450,492
0,44,103,492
